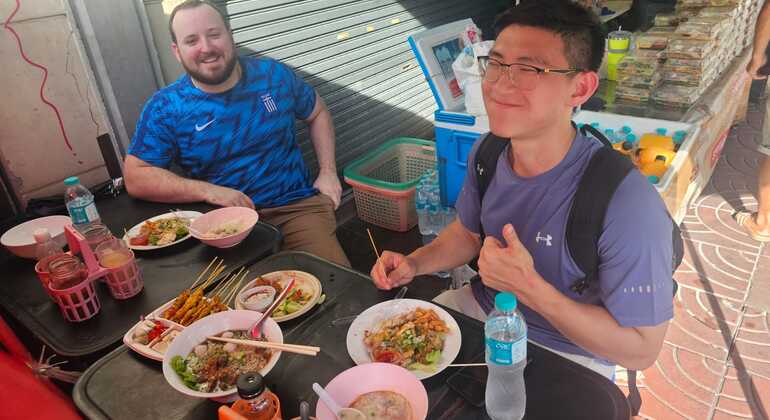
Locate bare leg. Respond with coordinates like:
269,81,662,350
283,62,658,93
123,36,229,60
756,155,770,234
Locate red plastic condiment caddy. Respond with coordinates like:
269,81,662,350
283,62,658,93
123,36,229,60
45,225,109,322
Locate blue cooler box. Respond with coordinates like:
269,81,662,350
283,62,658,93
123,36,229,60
435,110,490,206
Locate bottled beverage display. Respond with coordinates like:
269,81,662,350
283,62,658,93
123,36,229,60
485,292,528,420
583,121,688,185
64,176,101,231
415,169,453,278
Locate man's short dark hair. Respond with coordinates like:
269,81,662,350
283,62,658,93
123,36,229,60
168,0,230,43
493,0,605,72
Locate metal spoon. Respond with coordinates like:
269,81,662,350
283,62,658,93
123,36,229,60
312,382,366,420
331,286,408,326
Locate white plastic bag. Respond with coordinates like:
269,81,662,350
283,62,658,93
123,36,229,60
452,40,493,116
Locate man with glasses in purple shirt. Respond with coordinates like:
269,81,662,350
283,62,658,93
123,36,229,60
371,0,673,378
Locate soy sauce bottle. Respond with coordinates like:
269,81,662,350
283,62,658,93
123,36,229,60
230,372,281,420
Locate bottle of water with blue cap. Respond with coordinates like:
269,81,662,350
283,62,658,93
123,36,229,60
63,176,101,232
485,292,527,420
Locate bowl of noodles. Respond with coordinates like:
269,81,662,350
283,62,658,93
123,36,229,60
190,207,259,248
162,310,282,400
315,363,428,420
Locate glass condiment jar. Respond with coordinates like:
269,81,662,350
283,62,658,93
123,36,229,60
81,222,114,253
48,255,88,290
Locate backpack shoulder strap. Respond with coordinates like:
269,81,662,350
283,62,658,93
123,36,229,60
474,132,509,239
567,146,635,294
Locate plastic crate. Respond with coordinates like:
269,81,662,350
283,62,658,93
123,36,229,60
343,137,436,231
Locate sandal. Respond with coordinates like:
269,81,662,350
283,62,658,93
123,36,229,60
735,211,770,242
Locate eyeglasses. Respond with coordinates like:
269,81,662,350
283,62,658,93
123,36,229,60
478,56,583,90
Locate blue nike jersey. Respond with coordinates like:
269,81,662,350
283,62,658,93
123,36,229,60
128,56,318,208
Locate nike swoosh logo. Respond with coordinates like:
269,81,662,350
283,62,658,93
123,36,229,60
195,119,215,131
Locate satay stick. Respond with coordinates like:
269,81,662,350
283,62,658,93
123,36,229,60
190,257,218,290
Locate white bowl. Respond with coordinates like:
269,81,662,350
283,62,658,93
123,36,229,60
1,215,71,259
237,286,276,312
162,310,283,400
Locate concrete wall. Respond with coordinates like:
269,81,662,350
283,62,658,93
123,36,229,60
143,0,184,84
0,0,110,205
69,0,161,150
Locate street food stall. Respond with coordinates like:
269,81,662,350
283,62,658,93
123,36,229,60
418,0,760,223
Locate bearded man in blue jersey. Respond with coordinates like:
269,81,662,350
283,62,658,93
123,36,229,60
125,0,349,266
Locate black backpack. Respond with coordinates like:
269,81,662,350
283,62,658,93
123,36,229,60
471,124,684,416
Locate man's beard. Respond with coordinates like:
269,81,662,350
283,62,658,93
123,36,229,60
182,53,238,86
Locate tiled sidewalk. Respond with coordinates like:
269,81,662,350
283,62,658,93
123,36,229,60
616,103,770,419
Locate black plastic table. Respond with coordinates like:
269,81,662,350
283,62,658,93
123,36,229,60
0,194,282,357
73,252,630,420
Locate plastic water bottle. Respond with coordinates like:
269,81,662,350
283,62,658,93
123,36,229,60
416,183,431,236
604,128,620,144
427,203,441,236
64,176,101,231
33,228,64,274
485,292,527,420
441,206,456,228
33,228,62,261
621,125,632,135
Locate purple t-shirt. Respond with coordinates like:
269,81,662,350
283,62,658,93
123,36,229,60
456,132,674,363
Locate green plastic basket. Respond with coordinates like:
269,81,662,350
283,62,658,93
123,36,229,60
343,137,436,231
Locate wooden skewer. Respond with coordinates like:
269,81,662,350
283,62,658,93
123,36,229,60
200,264,226,291
191,257,218,290
212,266,243,298
206,336,319,356
209,271,233,298
366,228,380,259
224,270,249,306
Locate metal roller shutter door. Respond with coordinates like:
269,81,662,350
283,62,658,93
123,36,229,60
218,0,509,175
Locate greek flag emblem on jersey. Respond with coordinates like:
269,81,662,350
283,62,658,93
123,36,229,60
261,93,278,113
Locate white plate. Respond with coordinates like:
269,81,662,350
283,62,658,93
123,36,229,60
125,295,230,361
123,318,182,361
122,211,202,251
234,270,322,322
346,299,461,380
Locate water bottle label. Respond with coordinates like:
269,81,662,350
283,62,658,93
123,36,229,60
67,200,98,224
486,336,527,365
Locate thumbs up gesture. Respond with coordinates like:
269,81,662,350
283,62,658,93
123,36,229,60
478,224,541,304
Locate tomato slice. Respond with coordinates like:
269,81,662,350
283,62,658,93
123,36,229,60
129,234,149,246
373,349,400,364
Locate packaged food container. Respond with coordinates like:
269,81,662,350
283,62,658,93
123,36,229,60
675,21,725,40
698,6,739,18
678,0,710,7
627,48,666,61
636,35,670,50
616,55,661,77
645,26,678,37
652,83,702,108
615,86,653,103
663,70,707,86
654,13,680,26
709,0,739,6
617,71,662,89
666,39,715,59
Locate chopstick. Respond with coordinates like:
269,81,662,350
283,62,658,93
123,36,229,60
448,363,486,367
207,336,320,356
366,228,380,259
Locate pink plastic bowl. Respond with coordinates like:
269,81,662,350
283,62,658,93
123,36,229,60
315,363,429,420
190,207,259,248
